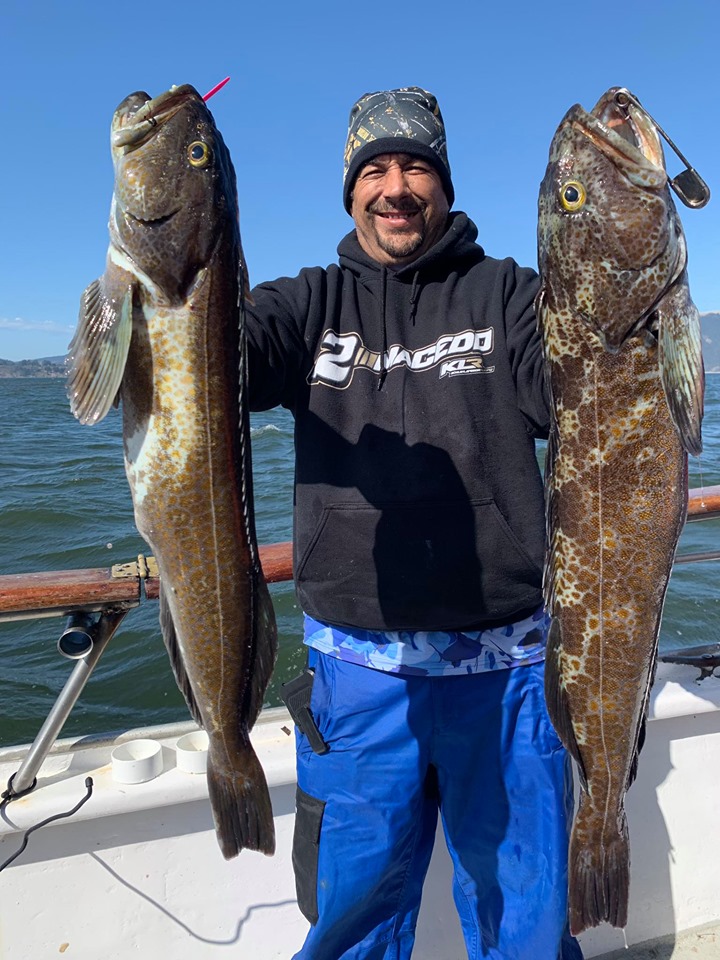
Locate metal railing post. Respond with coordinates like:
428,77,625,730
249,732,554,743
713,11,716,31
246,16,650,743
7,609,130,797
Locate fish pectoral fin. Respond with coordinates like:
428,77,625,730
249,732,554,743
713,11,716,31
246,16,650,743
657,272,705,456
159,586,204,727
66,260,134,425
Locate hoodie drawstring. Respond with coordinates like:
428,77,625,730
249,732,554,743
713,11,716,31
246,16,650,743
377,268,422,391
378,267,388,390
408,271,420,327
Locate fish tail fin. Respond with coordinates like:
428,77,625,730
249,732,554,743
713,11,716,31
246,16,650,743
568,804,629,936
207,740,276,860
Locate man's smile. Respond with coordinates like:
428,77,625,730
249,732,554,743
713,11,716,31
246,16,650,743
373,209,421,228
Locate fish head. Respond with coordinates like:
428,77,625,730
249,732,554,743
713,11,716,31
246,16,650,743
109,84,238,303
537,87,686,350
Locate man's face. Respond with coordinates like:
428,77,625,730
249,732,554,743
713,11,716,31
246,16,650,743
350,153,450,266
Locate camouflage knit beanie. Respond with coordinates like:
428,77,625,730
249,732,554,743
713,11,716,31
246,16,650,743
342,87,454,214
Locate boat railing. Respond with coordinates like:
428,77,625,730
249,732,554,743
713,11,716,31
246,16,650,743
0,542,291,801
1,485,719,802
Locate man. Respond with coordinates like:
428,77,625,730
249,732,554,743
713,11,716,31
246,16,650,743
246,87,583,960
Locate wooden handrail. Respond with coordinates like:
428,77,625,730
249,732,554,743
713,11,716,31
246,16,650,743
685,484,720,521
1,485,719,622
0,542,293,621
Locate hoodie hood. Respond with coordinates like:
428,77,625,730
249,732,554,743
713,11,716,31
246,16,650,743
337,212,484,280
336,212,487,388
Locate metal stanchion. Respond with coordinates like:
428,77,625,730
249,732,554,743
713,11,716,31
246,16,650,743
6,609,131,798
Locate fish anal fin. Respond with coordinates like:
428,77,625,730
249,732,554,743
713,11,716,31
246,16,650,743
657,271,705,456
67,255,135,425
627,723,646,789
159,585,204,728
626,649,658,789
245,577,278,729
544,617,588,790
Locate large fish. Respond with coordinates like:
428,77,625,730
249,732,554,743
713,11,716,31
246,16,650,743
66,85,277,858
536,88,704,934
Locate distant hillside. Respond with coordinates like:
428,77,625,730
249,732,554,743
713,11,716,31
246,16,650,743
2,315,718,377
0,356,65,378
701,312,720,372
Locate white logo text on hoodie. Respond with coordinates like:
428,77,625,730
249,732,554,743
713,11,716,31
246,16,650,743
309,327,495,389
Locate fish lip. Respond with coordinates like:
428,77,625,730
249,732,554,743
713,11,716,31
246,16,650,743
124,207,181,227
111,84,200,150
567,100,666,188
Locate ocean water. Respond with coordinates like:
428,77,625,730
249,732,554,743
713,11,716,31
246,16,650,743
1,377,719,748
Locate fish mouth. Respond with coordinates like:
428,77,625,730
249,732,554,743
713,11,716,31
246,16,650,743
111,84,201,150
593,88,665,166
124,208,180,227
569,88,667,188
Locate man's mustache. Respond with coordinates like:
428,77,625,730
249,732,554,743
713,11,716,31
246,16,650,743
368,201,425,215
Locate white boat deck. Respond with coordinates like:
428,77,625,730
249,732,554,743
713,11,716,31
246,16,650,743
2,661,720,959
604,923,719,959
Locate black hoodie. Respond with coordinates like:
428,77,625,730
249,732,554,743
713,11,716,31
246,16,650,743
246,212,549,631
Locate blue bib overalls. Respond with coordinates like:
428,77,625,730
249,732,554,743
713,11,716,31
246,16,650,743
290,649,583,960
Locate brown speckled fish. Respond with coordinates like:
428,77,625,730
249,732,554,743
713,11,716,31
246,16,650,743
536,88,704,934
66,85,277,859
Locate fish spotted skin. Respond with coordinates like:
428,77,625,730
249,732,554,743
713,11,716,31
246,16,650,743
536,88,704,935
67,85,277,859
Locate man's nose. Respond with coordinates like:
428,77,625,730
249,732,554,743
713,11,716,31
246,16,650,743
382,165,410,199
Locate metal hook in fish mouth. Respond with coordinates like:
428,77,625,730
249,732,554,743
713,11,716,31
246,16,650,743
613,88,711,209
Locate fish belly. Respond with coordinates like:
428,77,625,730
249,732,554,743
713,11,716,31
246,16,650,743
121,299,276,857
544,318,686,933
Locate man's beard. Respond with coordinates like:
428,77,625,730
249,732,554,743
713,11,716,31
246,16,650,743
368,204,426,260
375,228,424,260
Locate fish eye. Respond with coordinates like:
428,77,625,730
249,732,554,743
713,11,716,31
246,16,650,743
188,141,210,168
560,181,586,212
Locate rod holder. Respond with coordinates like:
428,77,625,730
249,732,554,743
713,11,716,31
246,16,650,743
57,612,96,659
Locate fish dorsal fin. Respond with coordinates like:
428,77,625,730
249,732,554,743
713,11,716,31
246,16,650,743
239,244,254,306
656,271,705,456
544,617,588,792
67,261,134,424
537,286,562,611
159,585,204,727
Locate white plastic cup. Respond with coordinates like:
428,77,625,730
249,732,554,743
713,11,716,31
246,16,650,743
111,739,163,784
175,730,209,774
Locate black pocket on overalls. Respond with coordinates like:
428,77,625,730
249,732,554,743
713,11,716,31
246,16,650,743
292,785,326,924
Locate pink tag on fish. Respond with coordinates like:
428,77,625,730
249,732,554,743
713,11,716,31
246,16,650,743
203,77,230,102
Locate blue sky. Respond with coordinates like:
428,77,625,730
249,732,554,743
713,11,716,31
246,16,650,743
1,0,718,360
